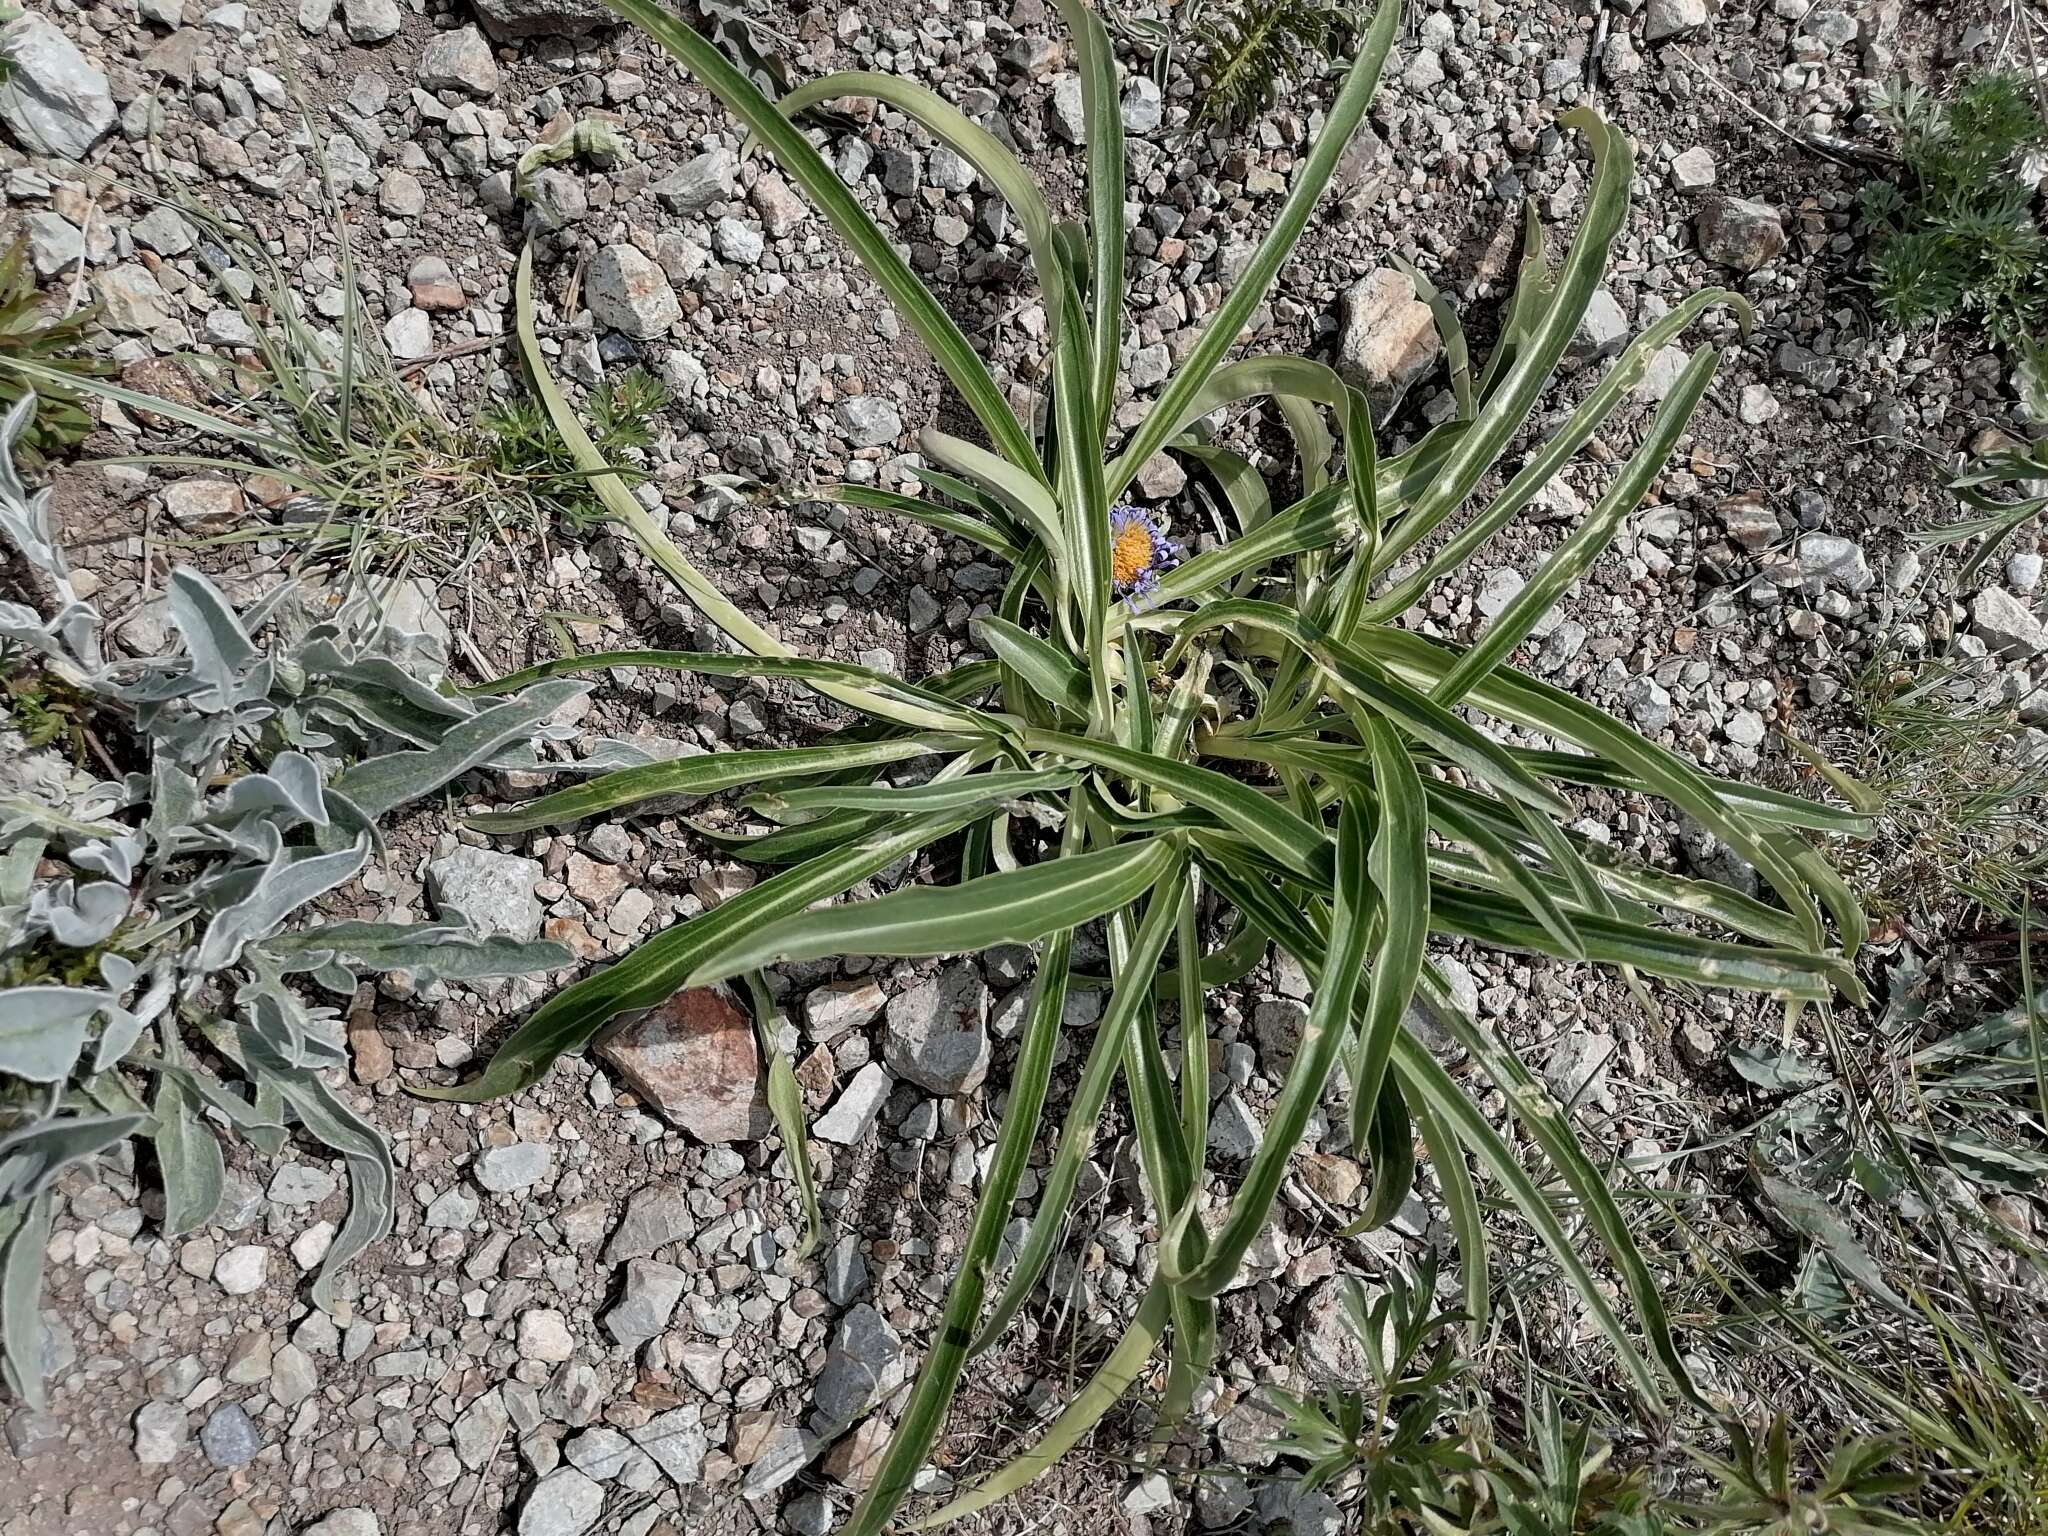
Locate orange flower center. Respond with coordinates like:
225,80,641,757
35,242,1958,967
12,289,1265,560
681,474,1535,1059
1111,522,1154,586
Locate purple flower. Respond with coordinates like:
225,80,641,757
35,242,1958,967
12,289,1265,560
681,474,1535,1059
1108,502,1179,604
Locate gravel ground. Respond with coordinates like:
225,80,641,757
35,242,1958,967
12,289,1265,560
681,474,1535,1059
1,0,2042,1534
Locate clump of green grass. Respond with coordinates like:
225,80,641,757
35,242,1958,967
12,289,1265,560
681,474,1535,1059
0,238,110,463
1832,647,2047,926
1,194,670,583
1257,1261,1932,1533
1192,0,1362,127
480,367,668,532
1861,73,2048,343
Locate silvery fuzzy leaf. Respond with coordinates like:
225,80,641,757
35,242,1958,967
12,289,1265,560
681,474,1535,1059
268,1067,392,1313
194,816,286,877
257,919,570,991
167,569,267,713
0,601,65,661
0,797,125,845
0,838,45,904
152,1066,224,1237
99,953,136,992
273,702,340,754
47,600,105,678
235,968,347,1072
0,1191,53,1409
144,760,202,866
94,957,173,1073
0,986,108,1081
73,832,146,883
234,576,300,645
0,397,63,573
297,644,474,747
37,880,129,947
0,1113,147,1205
329,680,588,819
193,836,370,973
205,752,329,831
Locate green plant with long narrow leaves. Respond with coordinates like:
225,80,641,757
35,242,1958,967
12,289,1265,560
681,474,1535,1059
418,0,1871,1524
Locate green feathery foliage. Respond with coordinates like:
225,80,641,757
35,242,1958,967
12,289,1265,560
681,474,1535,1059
1863,73,2048,342
1193,0,1361,127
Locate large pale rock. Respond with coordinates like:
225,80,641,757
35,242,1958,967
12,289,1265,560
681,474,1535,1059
595,985,770,1142
586,244,680,340
468,0,613,41
0,16,115,161
1337,268,1440,414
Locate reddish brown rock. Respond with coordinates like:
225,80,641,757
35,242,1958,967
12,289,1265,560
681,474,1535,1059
595,984,769,1143
346,1002,393,1086
406,255,467,313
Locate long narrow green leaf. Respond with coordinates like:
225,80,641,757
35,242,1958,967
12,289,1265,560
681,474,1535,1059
1025,728,1332,881
1434,347,1719,703
686,836,1180,985
1346,718,1429,1156
466,737,959,833
971,857,1186,1354
509,245,962,733
1411,1091,1487,1342
914,1282,1173,1528
1170,790,1371,1298
1363,627,1841,956
1048,254,1114,730
604,0,1039,475
1052,0,1124,433
811,484,1024,561
1408,963,1707,1410
837,924,1077,1536
749,768,1076,818
971,616,1091,718
465,649,1003,734
417,811,972,1102
1199,852,1675,1406
1105,0,1399,495
773,72,1065,342
1364,287,1748,609
1376,108,1632,553
740,970,821,1257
